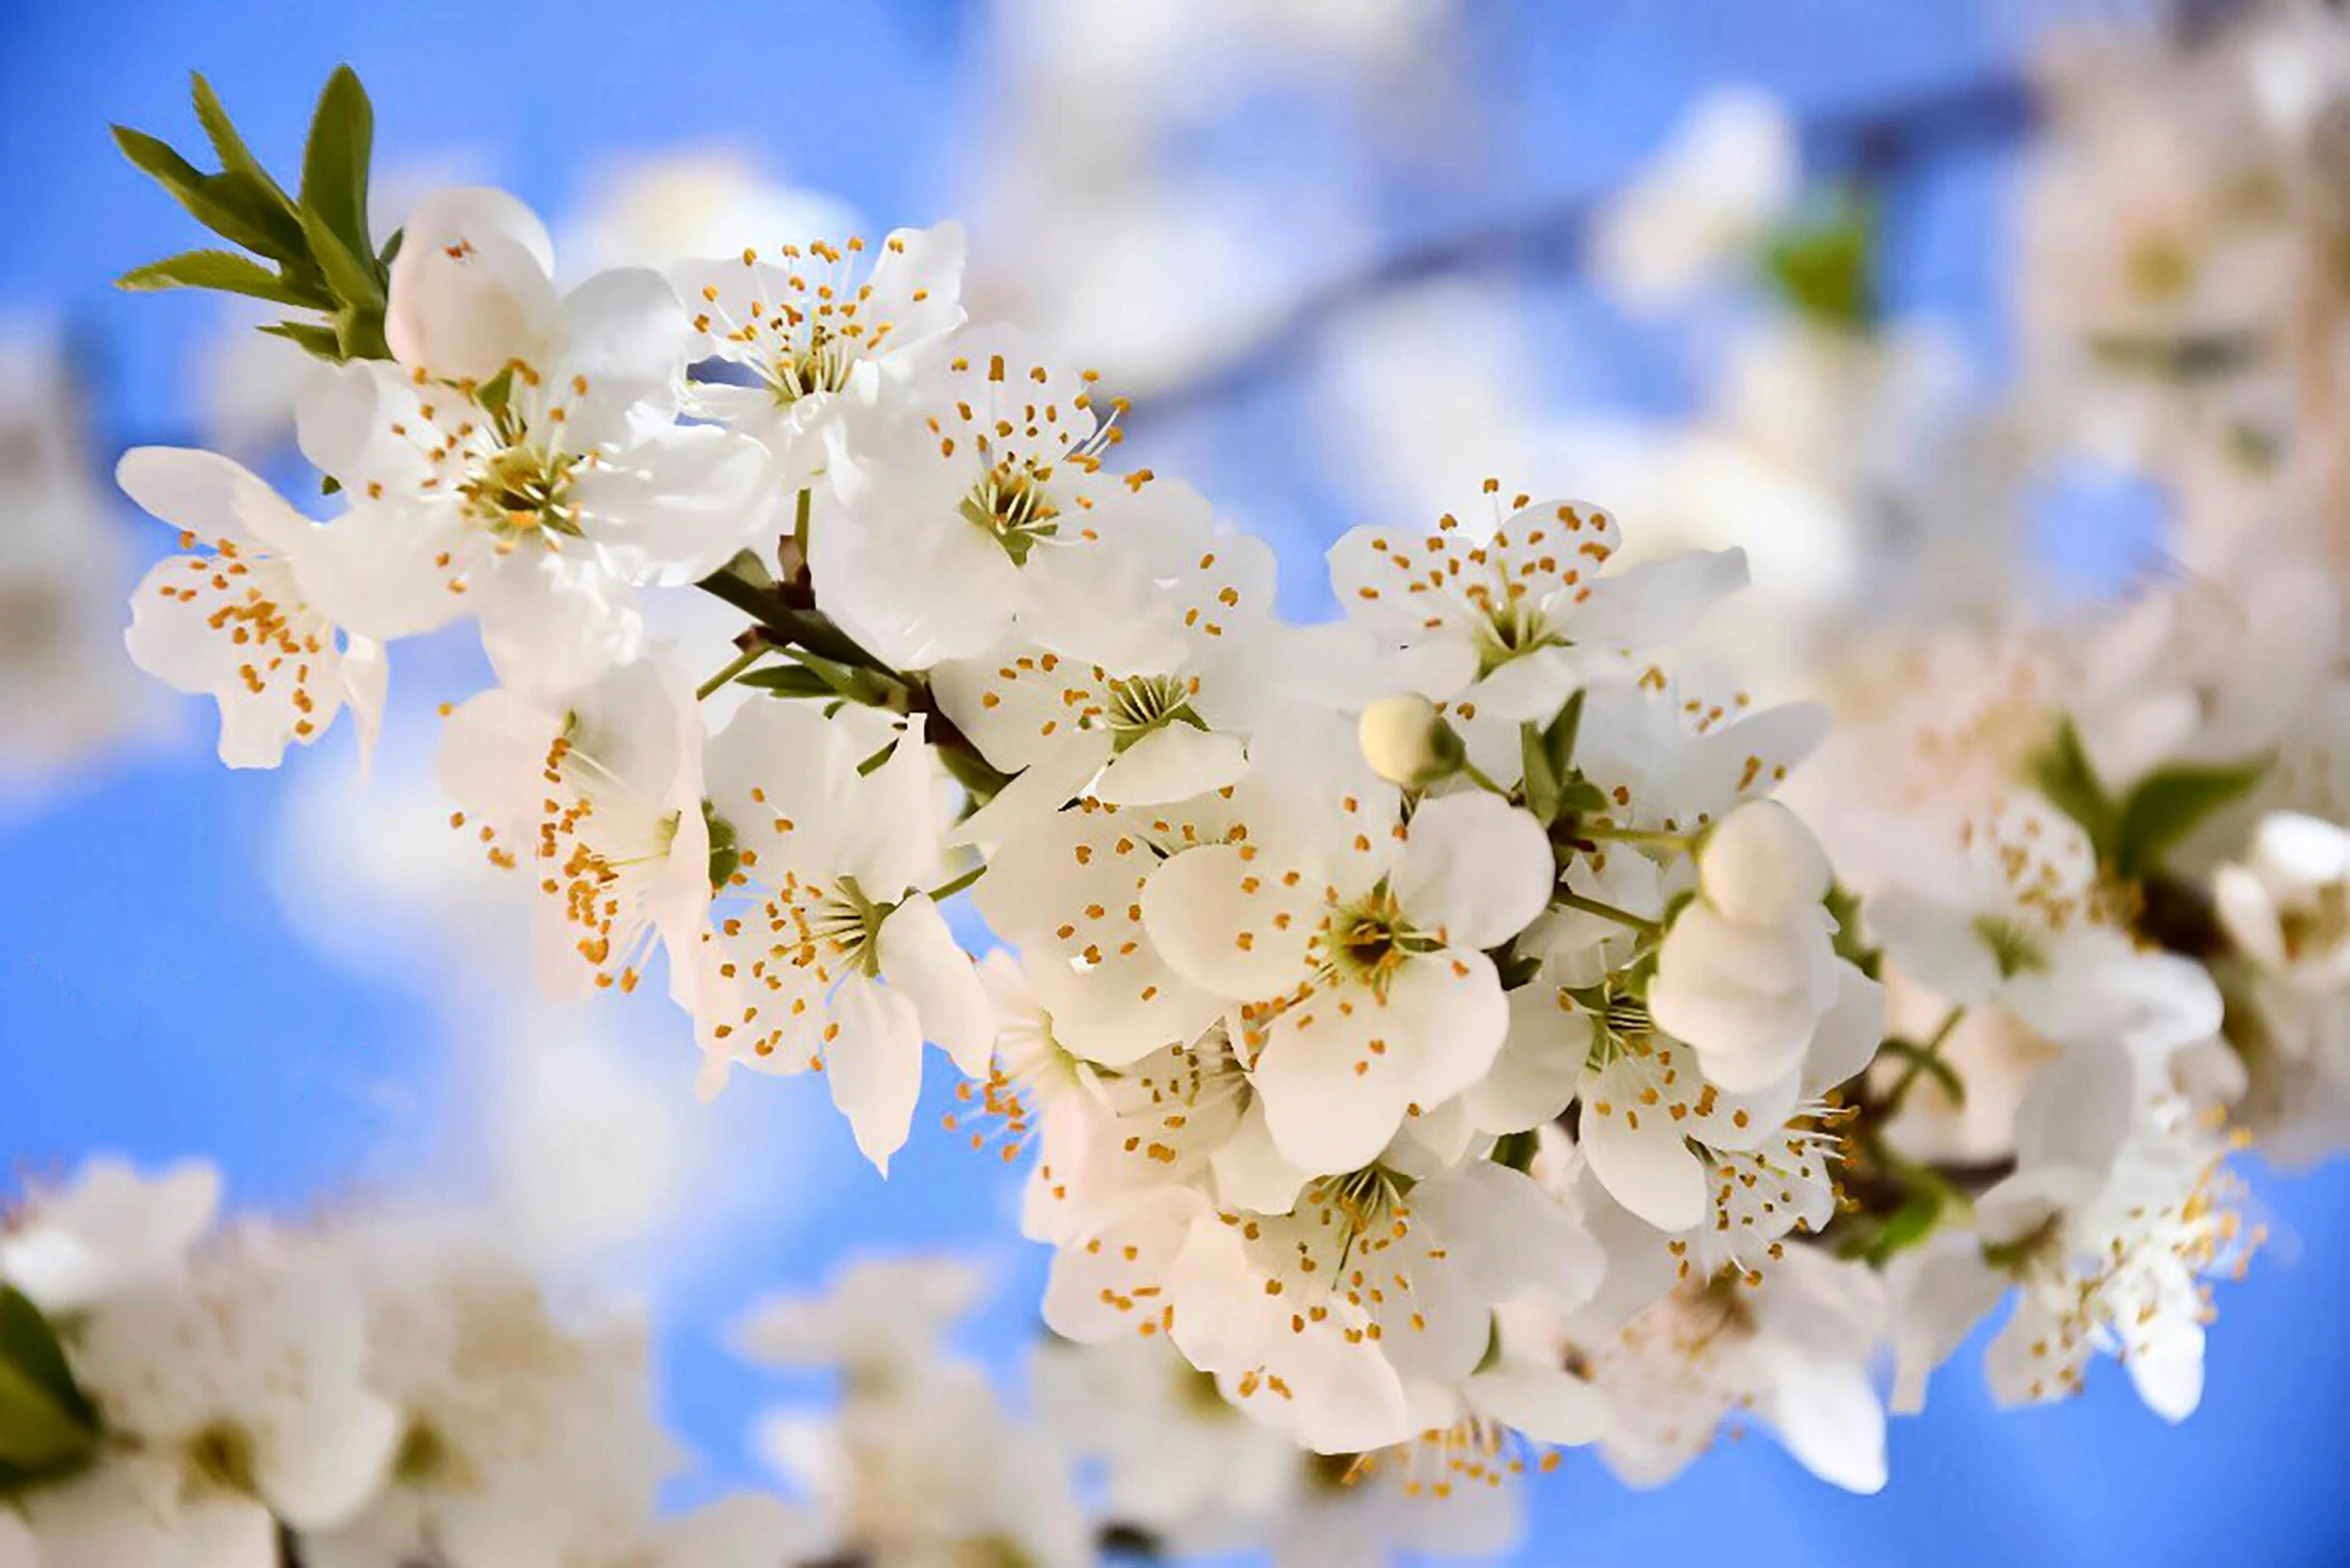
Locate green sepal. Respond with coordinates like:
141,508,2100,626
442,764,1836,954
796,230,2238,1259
1488,1129,1540,1174
1824,882,1880,980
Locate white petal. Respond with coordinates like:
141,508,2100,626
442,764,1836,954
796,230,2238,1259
2011,1041,2134,1173
1697,799,1828,926
1140,841,1317,1001
1869,887,2001,1007
116,447,301,554
1394,792,1555,949
1254,952,1507,1176
877,895,995,1077
1465,986,1591,1135
1571,545,1749,650
1092,727,1247,807
824,977,926,1173
1209,1099,1311,1215
1886,1233,2006,1415
1765,1355,1886,1495
1581,1057,1709,1232
580,424,777,585
555,265,691,403
1467,1363,1608,1446
386,186,561,380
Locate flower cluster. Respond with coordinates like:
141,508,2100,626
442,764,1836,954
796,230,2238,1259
0,1158,794,1568
70,44,2330,1546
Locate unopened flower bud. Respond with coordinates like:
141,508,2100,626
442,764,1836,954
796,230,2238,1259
1697,798,1830,925
1358,694,1466,787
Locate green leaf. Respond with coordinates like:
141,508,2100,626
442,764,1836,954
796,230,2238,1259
2026,717,2118,863
1761,196,1876,331
112,124,308,264
1489,1129,1540,1173
1856,1184,1946,1267
0,1288,97,1475
2112,756,2268,881
189,73,289,205
301,203,383,309
257,318,347,360
1553,775,1609,816
117,248,326,307
738,664,838,699
1542,688,1585,781
300,66,377,280
1520,721,1561,823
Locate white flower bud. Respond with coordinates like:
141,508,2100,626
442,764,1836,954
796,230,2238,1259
1357,694,1465,787
1697,799,1830,925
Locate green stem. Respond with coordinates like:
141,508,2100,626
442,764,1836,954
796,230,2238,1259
792,486,812,561
928,862,987,902
1882,1005,1966,1113
1580,823,1694,849
1460,761,1511,797
696,643,769,700
1554,889,1661,938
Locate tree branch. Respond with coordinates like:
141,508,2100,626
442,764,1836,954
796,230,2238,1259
1131,72,2034,422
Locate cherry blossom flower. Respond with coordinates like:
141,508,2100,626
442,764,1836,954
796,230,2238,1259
435,656,711,1003
298,188,775,696
673,222,966,489
690,699,992,1169
118,447,386,769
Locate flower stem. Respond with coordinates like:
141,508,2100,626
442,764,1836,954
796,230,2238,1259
1581,823,1694,849
1460,760,1512,797
928,862,987,902
696,643,769,700
1882,1005,1966,1113
792,485,812,561
1554,889,1661,938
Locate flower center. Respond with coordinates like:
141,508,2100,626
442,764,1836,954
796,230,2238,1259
805,875,893,979
461,439,581,540
1973,914,2049,979
1105,673,1205,750
961,464,1060,564
1472,593,1557,674
769,334,857,406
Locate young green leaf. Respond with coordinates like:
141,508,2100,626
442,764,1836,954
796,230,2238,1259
301,66,377,277
1762,195,1877,332
2026,716,2118,863
258,318,348,359
300,204,384,310
113,124,303,261
189,73,291,209
1542,687,1585,781
1852,1183,1946,1266
1520,721,1561,822
118,248,327,307
738,664,840,699
0,1288,97,1475
2112,756,2267,881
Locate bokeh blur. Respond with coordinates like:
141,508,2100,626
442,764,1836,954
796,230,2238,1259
5,1,2350,1562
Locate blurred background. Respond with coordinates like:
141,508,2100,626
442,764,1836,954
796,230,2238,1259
5,1,2349,1562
